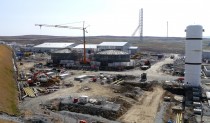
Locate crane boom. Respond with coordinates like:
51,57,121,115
35,22,88,64
35,24,83,30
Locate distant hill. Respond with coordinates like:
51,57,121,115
0,35,184,41
0,35,209,54
0,35,185,44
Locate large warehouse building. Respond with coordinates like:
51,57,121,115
33,42,76,53
94,50,135,70
73,44,98,54
97,42,130,52
128,46,139,55
51,49,82,65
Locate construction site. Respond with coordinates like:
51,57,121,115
15,43,168,123
1,3,210,122
0,25,203,123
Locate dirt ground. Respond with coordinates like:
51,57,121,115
19,54,176,122
48,82,121,100
20,81,135,123
100,55,178,82
119,86,165,123
0,119,15,123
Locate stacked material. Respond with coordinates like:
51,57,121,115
23,87,35,97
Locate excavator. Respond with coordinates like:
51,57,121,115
27,71,59,86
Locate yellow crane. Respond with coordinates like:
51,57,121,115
35,21,88,64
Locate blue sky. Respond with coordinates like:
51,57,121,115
0,0,209,37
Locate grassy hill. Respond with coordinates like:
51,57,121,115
0,45,18,115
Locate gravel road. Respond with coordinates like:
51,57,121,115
154,102,170,123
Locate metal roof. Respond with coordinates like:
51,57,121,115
203,50,210,52
129,46,138,49
53,49,73,53
98,42,128,46
34,42,74,48
73,44,97,49
97,50,129,55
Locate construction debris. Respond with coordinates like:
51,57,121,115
23,87,36,98
43,96,124,120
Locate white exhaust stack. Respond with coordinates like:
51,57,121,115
185,25,204,87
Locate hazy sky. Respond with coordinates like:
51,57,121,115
0,0,209,37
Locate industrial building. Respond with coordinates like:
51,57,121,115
73,44,97,54
94,50,135,69
95,50,130,63
129,46,139,54
21,44,35,52
97,42,130,52
42,41,139,68
51,49,82,65
33,42,76,53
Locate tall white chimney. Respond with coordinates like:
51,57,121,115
184,25,204,87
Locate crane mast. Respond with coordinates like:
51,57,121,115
35,22,88,64
132,8,143,41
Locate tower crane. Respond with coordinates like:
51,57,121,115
35,21,88,64
132,8,143,41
